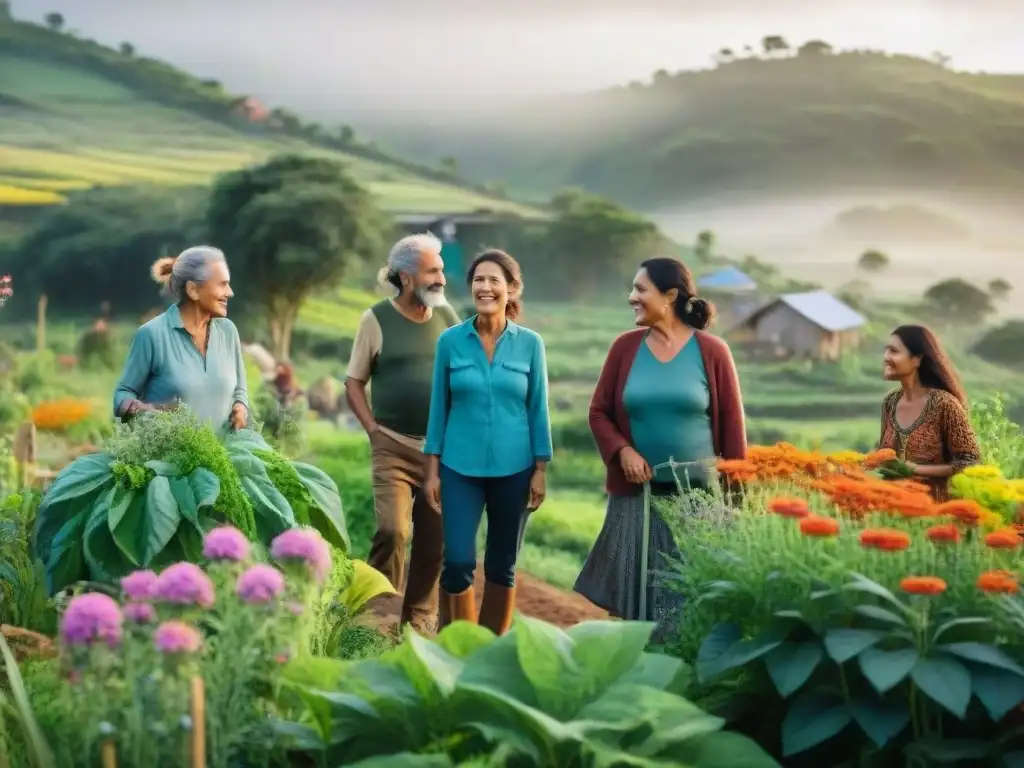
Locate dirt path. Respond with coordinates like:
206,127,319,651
371,566,607,633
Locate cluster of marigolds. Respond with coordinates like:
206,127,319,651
30,398,94,432
718,443,1023,599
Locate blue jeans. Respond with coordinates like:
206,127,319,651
439,464,533,594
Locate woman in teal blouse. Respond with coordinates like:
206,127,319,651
113,247,249,429
423,249,552,635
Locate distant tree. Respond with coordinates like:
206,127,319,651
762,35,789,57
207,155,392,360
858,249,889,272
798,40,833,56
694,230,715,263
989,277,1012,299
743,45,755,57
337,124,356,145
923,278,994,324
973,320,1024,370
119,41,135,56
651,69,672,86
440,156,459,176
0,1,12,20
714,48,735,65
268,108,301,133
44,11,64,31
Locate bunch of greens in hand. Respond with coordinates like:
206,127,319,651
875,458,915,480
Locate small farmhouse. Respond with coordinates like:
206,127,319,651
728,290,866,361
697,266,761,327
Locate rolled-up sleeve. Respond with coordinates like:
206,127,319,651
230,323,249,411
528,335,553,461
113,326,154,417
423,334,451,456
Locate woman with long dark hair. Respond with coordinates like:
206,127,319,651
879,324,980,499
576,257,746,626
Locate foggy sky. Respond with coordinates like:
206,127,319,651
10,0,1024,113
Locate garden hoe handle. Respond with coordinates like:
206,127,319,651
639,478,651,621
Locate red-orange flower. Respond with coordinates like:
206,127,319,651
936,499,985,525
860,528,911,551
799,515,840,537
977,570,1019,594
926,523,961,544
863,449,897,469
769,497,810,519
985,530,1021,550
900,576,947,595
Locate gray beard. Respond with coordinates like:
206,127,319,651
414,287,447,308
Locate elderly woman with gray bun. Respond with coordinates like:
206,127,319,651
113,246,249,429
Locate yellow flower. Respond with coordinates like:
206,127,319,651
963,465,1002,479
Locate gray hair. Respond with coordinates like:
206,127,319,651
151,245,227,303
377,232,442,294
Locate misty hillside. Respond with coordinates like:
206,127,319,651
0,16,536,225
366,46,1024,209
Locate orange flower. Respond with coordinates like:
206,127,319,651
985,530,1021,550
863,448,897,469
799,515,840,537
936,500,985,525
900,576,947,595
31,399,93,432
977,570,1019,594
769,497,810,518
926,523,960,544
860,528,911,551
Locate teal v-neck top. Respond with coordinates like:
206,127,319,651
113,303,249,426
424,317,552,477
623,334,714,486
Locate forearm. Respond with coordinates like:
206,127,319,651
344,379,378,434
913,463,956,479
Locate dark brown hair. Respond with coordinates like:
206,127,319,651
639,257,716,330
466,249,523,321
891,324,967,405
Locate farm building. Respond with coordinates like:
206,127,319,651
697,266,761,327
727,290,866,361
697,266,758,293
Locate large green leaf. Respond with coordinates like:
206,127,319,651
665,730,781,768
972,666,1024,721
849,696,910,748
764,642,823,698
844,573,908,614
435,621,496,659
854,605,909,627
142,476,182,565
144,459,182,477
513,615,585,719
223,428,273,453
696,623,742,682
231,450,270,479
458,632,540,709
40,453,115,508
242,475,295,539
858,647,918,693
168,476,202,532
937,642,1024,676
43,510,88,594
292,460,349,551
781,692,851,756
932,617,992,643
83,494,133,582
107,485,144,565
566,620,655,695
400,631,464,699
697,629,785,684
911,657,972,717
823,628,886,663
348,756,453,767
617,651,690,694
188,467,221,508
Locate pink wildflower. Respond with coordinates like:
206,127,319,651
123,602,156,624
121,570,159,601
60,593,123,648
153,621,203,654
153,563,215,608
270,529,331,582
236,564,285,605
203,526,250,562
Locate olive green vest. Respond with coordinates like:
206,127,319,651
369,300,459,437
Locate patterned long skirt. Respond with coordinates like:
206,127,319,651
574,492,685,633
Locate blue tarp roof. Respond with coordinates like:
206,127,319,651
776,290,866,332
697,266,758,291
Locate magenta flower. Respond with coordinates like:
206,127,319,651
60,593,123,648
203,526,250,562
236,564,285,604
123,602,156,624
270,529,331,582
153,621,203,654
153,563,215,608
121,570,158,601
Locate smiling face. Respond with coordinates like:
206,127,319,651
471,259,509,318
883,333,920,381
188,259,233,318
628,268,676,327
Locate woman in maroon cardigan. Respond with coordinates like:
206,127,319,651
575,257,746,625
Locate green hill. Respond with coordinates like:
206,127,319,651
0,18,540,225
371,47,1024,209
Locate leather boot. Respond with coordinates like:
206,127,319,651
443,587,478,624
478,582,515,636
437,595,452,631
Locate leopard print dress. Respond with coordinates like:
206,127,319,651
877,389,981,500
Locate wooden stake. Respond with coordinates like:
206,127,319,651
36,295,47,352
99,739,116,768
190,676,205,768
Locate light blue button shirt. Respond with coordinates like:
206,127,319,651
113,303,248,426
424,317,553,477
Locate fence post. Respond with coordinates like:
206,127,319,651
12,422,35,488
190,676,205,768
100,739,117,768
36,295,47,353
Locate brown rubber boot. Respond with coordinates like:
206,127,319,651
478,582,515,636
437,595,452,631
444,587,478,624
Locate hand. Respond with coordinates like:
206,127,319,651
905,461,919,475
619,446,652,484
424,471,442,512
528,469,546,511
230,403,248,431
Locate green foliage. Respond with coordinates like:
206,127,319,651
251,385,307,457
973,320,1024,371
971,394,1024,478
275,618,778,767
857,249,889,273
923,278,995,323
0,491,55,634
